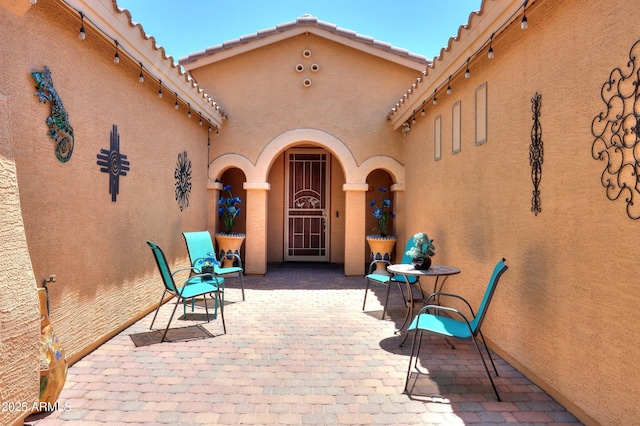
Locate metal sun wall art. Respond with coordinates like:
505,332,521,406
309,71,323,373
592,39,640,220
530,93,543,215
32,66,75,162
175,150,192,211
97,125,130,202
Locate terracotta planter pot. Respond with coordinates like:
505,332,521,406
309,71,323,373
366,235,397,275
215,233,245,268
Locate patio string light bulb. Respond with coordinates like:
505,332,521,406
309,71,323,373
114,41,120,63
138,63,144,83
521,13,528,29
158,80,163,98
79,12,85,40
174,93,179,109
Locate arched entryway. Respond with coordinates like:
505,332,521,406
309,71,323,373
208,128,405,275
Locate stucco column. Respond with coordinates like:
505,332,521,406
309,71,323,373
390,182,405,263
206,181,221,234
244,182,270,275
343,183,369,276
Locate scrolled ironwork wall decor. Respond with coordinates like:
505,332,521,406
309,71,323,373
97,125,130,202
530,92,543,215
591,39,640,220
175,150,192,211
32,66,75,162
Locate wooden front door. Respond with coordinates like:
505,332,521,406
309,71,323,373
285,149,330,261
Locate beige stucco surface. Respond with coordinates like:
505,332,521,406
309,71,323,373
397,0,640,424
0,2,215,423
190,32,420,274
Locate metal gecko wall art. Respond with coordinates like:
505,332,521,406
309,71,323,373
97,125,130,202
175,150,192,211
32,66,75,162
592,38,640,220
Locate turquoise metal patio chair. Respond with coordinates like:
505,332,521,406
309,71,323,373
183,230,245,301
363,237,419,319
404,258,508,401
147,241,226,342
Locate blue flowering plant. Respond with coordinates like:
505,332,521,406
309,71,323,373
369,187,395,237
218,184,242,234
196,252,220,268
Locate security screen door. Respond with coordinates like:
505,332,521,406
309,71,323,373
284,149,330,261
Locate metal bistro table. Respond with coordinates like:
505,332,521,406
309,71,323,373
387,263,461,346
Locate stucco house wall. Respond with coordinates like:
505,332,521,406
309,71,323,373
0,1,218,423
185,29,423,274
397,0,640,424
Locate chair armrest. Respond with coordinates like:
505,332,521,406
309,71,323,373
425,292,476,318
417,304,473,327
172,266,198,277
368,259,391,274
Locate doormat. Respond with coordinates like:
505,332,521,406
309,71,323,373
129,325,214,347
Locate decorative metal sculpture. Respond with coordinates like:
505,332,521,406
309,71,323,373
97,125,130,202
591,39,640,219
175,150,192,211
530,93,543,215
32,66,75,162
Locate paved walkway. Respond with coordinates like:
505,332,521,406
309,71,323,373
27,264,581,425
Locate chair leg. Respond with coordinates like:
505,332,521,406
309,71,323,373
161,297,182,342
381,282,392,320
203,294,210,322
470,335,501,401
478,330,499,376
362,279,370,311
404,329,422,393
217,290,226,334
239,272,245,301
150,289,167,330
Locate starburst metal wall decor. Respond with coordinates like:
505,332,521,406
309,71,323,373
31,66,75,162
97,125,130,202
530,93,543,215
591,39,640,220
175,150,192,211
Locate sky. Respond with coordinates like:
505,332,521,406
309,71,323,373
115,0,484,64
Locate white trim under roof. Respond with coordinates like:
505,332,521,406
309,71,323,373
180,15,430,72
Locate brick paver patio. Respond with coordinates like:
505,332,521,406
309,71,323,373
26,264,581,425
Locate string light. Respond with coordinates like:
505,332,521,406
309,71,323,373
388,1,532,120
488,33,495,59
78,12,86,40
29,0,37,4
421,107,426,116
58,0,228,128
113,40,120,63
432,89,437,105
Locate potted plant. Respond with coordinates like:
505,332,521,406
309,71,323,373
215,184,245,268
406,232,435,270
196,252,219,279
365,187,397,274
